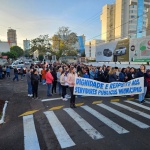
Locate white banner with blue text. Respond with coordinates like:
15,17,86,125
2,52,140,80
73,77,144,97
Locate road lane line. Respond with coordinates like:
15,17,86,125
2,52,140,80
92,101,103,104
125,100,150,111
110,99,120,102
81,105,129,134
41,98,61,102
49,105,64,111
97,103,149,129
44,111,75,149
111,102,150,119
23,115,40,150
64,108,103,140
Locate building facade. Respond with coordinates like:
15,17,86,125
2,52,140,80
0,41,10,53
23,39,30,51
100,0,150,42
7,29,17,46
85,39,105,60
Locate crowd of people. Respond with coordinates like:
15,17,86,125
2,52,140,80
1,62,150,107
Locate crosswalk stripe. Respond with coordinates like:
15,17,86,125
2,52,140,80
44,111,75,149
64,108,104,140
23,115,40,150
125,101,150,111
97,104,149,129
111,102,150,119
81,105,129,134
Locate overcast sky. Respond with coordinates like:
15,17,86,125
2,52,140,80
0,0,114,48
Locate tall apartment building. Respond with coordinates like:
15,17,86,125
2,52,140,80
7,29,17,46
23,39,30,51
100,0,150,41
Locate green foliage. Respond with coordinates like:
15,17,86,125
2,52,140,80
38,54,44,61
30,35,52,54
51,26,78,59
10,46,24,58
2,51,17,59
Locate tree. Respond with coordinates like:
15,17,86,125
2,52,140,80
30,35,52,54
10,46,24,58
51,26,78,59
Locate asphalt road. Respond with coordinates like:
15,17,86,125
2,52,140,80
0,72,150,150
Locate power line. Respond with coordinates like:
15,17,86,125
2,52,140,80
86,10,149,41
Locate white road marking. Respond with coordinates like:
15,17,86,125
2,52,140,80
41,97,61,102
23,115,40,150
64,108,103,140
81,105,129,134
97,103,149,129
44,111,75,149
111,102,150,119
125,100,150,111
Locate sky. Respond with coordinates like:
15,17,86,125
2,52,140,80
0,0,114,48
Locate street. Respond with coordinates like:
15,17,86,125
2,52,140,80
0,74,150,150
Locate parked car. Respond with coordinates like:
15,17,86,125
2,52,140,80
9,62,18,69
24,61,30,65
103,49,112,57
34,61,41,65
16,64,26,74
115,47,126,55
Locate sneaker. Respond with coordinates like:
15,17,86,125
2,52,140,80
63,98,68,101
28,94,30,97
61,97,63,100
65,95,71,99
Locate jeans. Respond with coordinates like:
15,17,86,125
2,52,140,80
27,81,32,95
139,87,147,102
42,79,46,84
58,82,62,95
20,73,23,79
6,72,10,77
13,73,19,81
0,73,2,79
47,83,52,96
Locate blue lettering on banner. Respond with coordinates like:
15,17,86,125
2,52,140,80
74,77,144,97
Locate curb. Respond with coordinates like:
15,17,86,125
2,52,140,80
0,101,8,124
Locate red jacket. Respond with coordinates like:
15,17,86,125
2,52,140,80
46,72,54,84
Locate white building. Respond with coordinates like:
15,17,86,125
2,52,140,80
0,41,10,53
85,39,105,60
23,39,30,51
100,0,150,42
33,50,39,60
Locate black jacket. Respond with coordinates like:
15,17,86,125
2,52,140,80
31,74,39,85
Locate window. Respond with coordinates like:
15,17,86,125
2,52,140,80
131,15,135,18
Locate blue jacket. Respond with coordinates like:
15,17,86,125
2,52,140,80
108,73,117,83
83,73,90,78
89,70,95,79
119,72,126,82
6,67,10,73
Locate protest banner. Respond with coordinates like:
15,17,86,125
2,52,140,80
73,77,144,97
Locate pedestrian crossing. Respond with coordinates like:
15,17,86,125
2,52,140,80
22,100,150,150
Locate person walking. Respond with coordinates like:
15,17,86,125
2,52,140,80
31,69,39,99
6,66,10,78
51,68,57,94
13,67,19,81
20,67,24,80
26,69,32,97
67,66,78,108
135,65,147,104
0,65,3,79
45,68,54,97
41,67,46,85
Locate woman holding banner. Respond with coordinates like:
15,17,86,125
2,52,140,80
67,66,78,108
135,65,147,104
